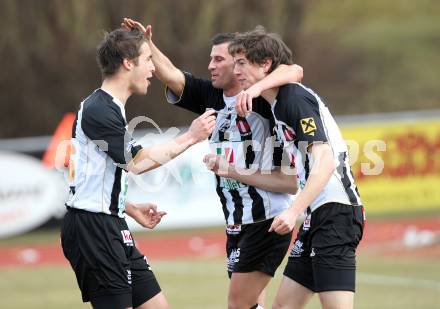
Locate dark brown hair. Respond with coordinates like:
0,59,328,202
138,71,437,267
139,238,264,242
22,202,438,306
211,32,236,45
228,26,293,73
96,28,146,77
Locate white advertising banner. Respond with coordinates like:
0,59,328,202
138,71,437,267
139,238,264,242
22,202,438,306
0,152,67,238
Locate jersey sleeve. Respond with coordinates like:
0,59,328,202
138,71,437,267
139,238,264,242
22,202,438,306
165,71,221,114
286,90,328,147
81,104,142,166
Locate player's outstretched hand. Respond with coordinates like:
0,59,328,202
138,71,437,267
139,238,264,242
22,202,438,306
187,109,216,143
235,83,262,116
121,18,152,40
130,203,167,229
268,208,297,235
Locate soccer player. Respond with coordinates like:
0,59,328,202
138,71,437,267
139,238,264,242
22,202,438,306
122,19,302,309
61,27,216,309
229,28,365,309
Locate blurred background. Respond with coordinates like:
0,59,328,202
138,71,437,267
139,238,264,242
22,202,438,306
0,0,439,308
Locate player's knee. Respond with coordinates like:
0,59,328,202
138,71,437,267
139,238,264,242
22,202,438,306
272,298,300,309
228,299,245,309
228,294,254,309
156,298,171,309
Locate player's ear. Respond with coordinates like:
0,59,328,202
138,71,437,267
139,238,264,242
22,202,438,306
262,58,273,73
122,58,134,71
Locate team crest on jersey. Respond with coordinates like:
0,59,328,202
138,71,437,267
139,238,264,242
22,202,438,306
121,230,133,246
300,117,317,136
236,118,251,136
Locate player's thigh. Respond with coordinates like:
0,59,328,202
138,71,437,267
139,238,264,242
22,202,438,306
135,292,169,309
229,271,271,306
130,247,164,308
227,219,291,277
272,275,314,309
318,290,354,309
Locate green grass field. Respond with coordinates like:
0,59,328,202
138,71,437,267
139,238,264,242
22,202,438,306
1,255,439,309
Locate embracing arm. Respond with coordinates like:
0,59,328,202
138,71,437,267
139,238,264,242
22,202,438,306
236,64,303,115
204,154,297,194
228,168,297,194
253,64,303,92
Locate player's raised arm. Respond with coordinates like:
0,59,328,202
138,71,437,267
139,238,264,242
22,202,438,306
123,18,185,96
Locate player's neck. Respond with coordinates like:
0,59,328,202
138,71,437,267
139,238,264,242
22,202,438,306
261,87,279,106
223,83,242,97
101,77,131,105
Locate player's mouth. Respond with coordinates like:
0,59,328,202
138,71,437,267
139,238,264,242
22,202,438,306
211,74,218,81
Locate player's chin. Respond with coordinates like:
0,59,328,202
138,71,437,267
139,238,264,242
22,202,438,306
240,81,251,90
134,86,149,95
211,79,223,89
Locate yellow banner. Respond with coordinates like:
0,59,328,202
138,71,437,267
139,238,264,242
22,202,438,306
341,119,440,214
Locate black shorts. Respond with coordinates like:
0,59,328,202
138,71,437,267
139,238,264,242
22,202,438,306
61,208,161,308
226,218,292,278
283,203,365,293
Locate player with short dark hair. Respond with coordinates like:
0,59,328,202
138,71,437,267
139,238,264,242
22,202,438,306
122,19,303,309
229,27,365,309
61,27,216,309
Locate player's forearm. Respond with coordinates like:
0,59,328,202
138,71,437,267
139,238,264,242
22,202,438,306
257,64,303,92
128,132,196,175
148,40,185,95
287,144,335,216
227,168,297,194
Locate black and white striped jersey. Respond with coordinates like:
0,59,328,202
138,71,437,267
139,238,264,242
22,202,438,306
271,83,362,212
66,89,143,218
166,72,293,225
